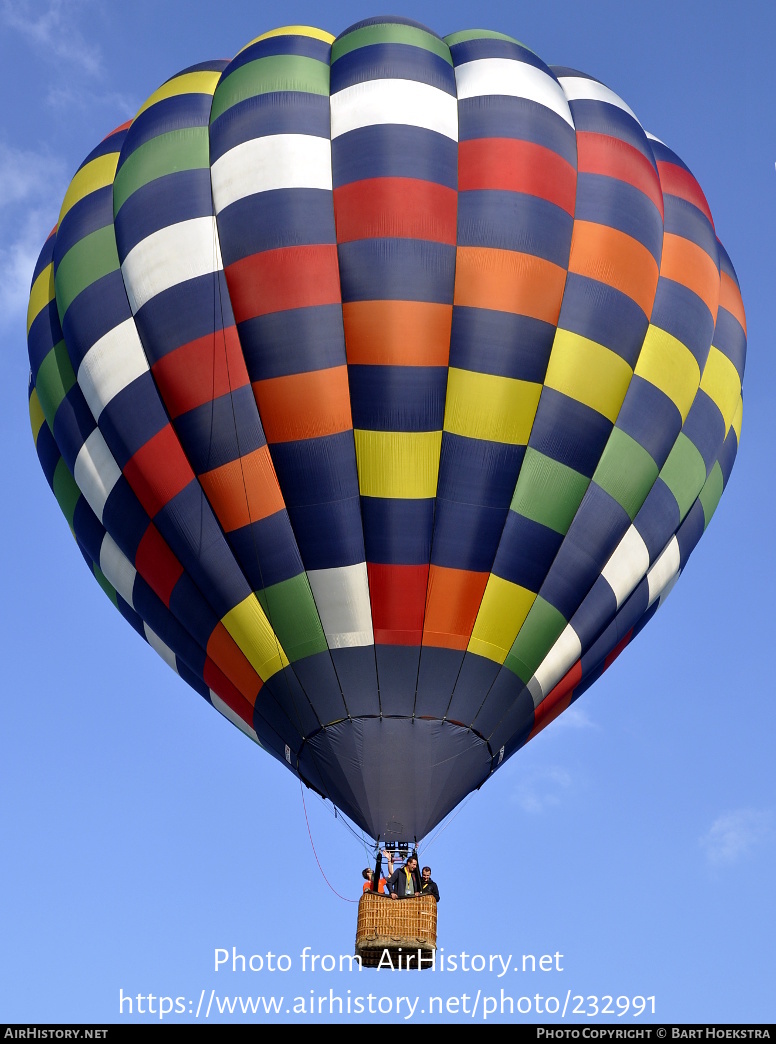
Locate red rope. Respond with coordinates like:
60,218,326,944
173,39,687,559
300,779,357,903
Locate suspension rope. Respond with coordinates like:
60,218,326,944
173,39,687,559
300,779,357,903
421,791,476,853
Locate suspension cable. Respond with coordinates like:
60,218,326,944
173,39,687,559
299,779,358,903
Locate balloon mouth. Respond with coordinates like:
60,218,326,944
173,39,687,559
298,716,493,843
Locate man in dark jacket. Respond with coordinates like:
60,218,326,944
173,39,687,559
419,865,440,902
388,854,421,899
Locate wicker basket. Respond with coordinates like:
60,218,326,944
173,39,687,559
355,892,437,969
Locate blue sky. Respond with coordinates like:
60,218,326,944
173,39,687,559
2,0,775,1026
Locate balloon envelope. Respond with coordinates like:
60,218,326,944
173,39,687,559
27,17,746,843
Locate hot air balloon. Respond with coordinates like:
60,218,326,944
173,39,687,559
27,16,746,854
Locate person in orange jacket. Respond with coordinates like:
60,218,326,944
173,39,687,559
362,849,394,894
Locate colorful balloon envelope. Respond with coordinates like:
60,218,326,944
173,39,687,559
27,17,746,843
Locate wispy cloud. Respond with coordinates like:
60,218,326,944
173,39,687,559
0,142,67,211
511,765,573,814
700,809,773,865
1,0,104,78
3,1,138,126
0,142,67,329
44,82,138,123
548,704,598,730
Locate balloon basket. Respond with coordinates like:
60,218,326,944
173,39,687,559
355,893,437,969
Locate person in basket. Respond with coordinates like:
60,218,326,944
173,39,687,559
387,853,421,899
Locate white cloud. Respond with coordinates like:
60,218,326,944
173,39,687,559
0,142,67,330
0,142,67,212
1,0,104,78
44,82,138,123
1,206,55,325
2,1,140,121
700,809,773,865
548,703,597,730
511,765,573,814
